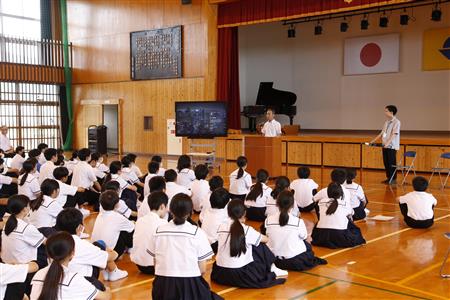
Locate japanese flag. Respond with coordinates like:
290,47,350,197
344,34,400,75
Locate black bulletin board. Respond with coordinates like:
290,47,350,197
130,26,182,80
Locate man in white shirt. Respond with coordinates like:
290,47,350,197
370,105,401,184
261,109,282,137
0,126,14,157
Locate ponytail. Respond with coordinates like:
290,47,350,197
38,260,63,300
227,200,247,257
271,176,290,199
346,168,357,185
4,195,30,236
325,182,343,215
19,158,37,186
236,156,247,179
277,190,294,227
30,179,59,211
246,169,268,201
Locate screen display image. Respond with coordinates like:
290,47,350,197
175,102,228,138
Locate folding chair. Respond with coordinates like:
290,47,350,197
439,232,450,278
389,151,417,185
429,152,450,189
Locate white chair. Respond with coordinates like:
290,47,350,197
389,151,417,185
429,152,450,189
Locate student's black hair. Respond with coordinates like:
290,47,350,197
297,166,311,179
151,155,162,163
170,193,193,225
90,152,101,162
210,187,230,209
100,190,119,211
0,158,3,165
412,176,428,192
105,160,122,183
164,169,177,182
331,168,347,185
43,148,57,161
70,150,78,161
209,175,224,191
149,176,166,192
236,156,248,179
176,154,191,171
15,146,25,154
55,154,65,166
53,166,69,180
77,148,91,161
346,168,357,184
4,195,30,236
102,180,120,193
194,164,209,180
227,199,247,257
55,208,83,235
38,232,75,300
121,156,132,168
148,161,160,174
271,176,290,199
326,182,343,215
277,190,295,226
148,191,169,211
31,179,59,211
28,148,41,158
126,153,137,163
385,105,398,116
56,148,64,156
19,158,37,186
246,169,269,202
37,143,48,152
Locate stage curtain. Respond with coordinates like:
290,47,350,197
217,27,241,130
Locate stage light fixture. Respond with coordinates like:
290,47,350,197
361,15,369,30
340,18,349,32
379,12,389,27
314,22,322,35
431,6,442,21
400,9,409,25
287,24,296,38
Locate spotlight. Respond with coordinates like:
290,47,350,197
314,22,322,35
400,10,409,25
287,24,296,38
340,18,349,32
431,6,442,21
379,12,389,28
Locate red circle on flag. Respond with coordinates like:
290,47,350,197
360,43,382,67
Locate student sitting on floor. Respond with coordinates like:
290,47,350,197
138,176,166,218
53,166,86,209
91,190,135,257
200,187,230,254
311,183,366,249
290,166,319,213
266,176,299,217
105,160,138,212
191,164,210,213
130,191,168,275
398,176,437,229
176,154,196,188
65,150,79,177
89,152,107,186
126,153,143,178
121,155,145,192
165,169,192,203
245,169,271,221
151,155,166,176
18,158,40,201
27,148,42,172
29,179,63,229
143,160,159,198
102,180,136,220
10,146,26,173
147,193,222,300
56,208,127,284
0,158,18,196
37,143,48,166
265,190,326,271
343,168,368,220
38,148,57,184
229,156,252,200
0,261,38,300
200,175,224,212
30,232,111,300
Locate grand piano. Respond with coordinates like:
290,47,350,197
242,82,297,132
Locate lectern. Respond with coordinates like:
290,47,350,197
244,136,282,178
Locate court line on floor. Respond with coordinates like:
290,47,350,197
111,277,155,293
288,280,337,300
216,287,238,295
395,262,444,285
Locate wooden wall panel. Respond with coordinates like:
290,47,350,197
282,141,286,163
287,142,322,165
226,139,243,160
405,146,450,172
362,144,405,169
323,143,360,168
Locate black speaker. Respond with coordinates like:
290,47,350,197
88,125,107,155
182,0,191,4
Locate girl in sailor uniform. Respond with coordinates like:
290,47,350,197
147,193,222,300
245,169,271,221
29,179,63,229
18,159,41,201
343,168,368,220
265,176,299,217
176,154,196,188
211,199,287,288
229,156,252,200
0,261,38,300
265,190,327,271
30,232,110,300
311,183,366,249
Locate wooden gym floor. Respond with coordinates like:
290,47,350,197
82,163,450,299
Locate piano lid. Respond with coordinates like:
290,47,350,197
255,82,297,107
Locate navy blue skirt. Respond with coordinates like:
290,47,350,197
152,275,222,300
245,206,266,222
211,243,286,288
311,221,366,249
352,201,366,221
274,242,327,271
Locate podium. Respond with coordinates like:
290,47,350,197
244,136,282,178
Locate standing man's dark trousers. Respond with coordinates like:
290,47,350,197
382,148,397,181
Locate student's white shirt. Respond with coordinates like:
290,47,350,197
130,211,167,267
1,218,45,264
0,134,12,152
93,166,106,179
10,154,25,170
166,182,192,203
399,191,437,220
71,161,97,189
381,117,401,150
316,197,353,230
55,179,77,207
38,161,55,184
29,195,63,228
244,183,272,208
262,119,282,137
111,174,130,198
65,159,79,175
96,162,109,173
314,185,352,211
200,207,228,244
265,194,299,217
30,265,98,300
157,168,166,177
143,173,157,198
343,182,366,209
18,173,41,201
215,221,262,268
200,190,213,212
137,198,151,219
121,167,140,185
38,152,46,165
290,178,318,208
147,221,213,277
265,213,308,259
0,174,13,190
0,263,29,300
229,169,252,195
68,234,108,277
130,164,142,178
176,168,195,188
91,210,135,249
191,179,209,212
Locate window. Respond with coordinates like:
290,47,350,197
0,0,41,40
